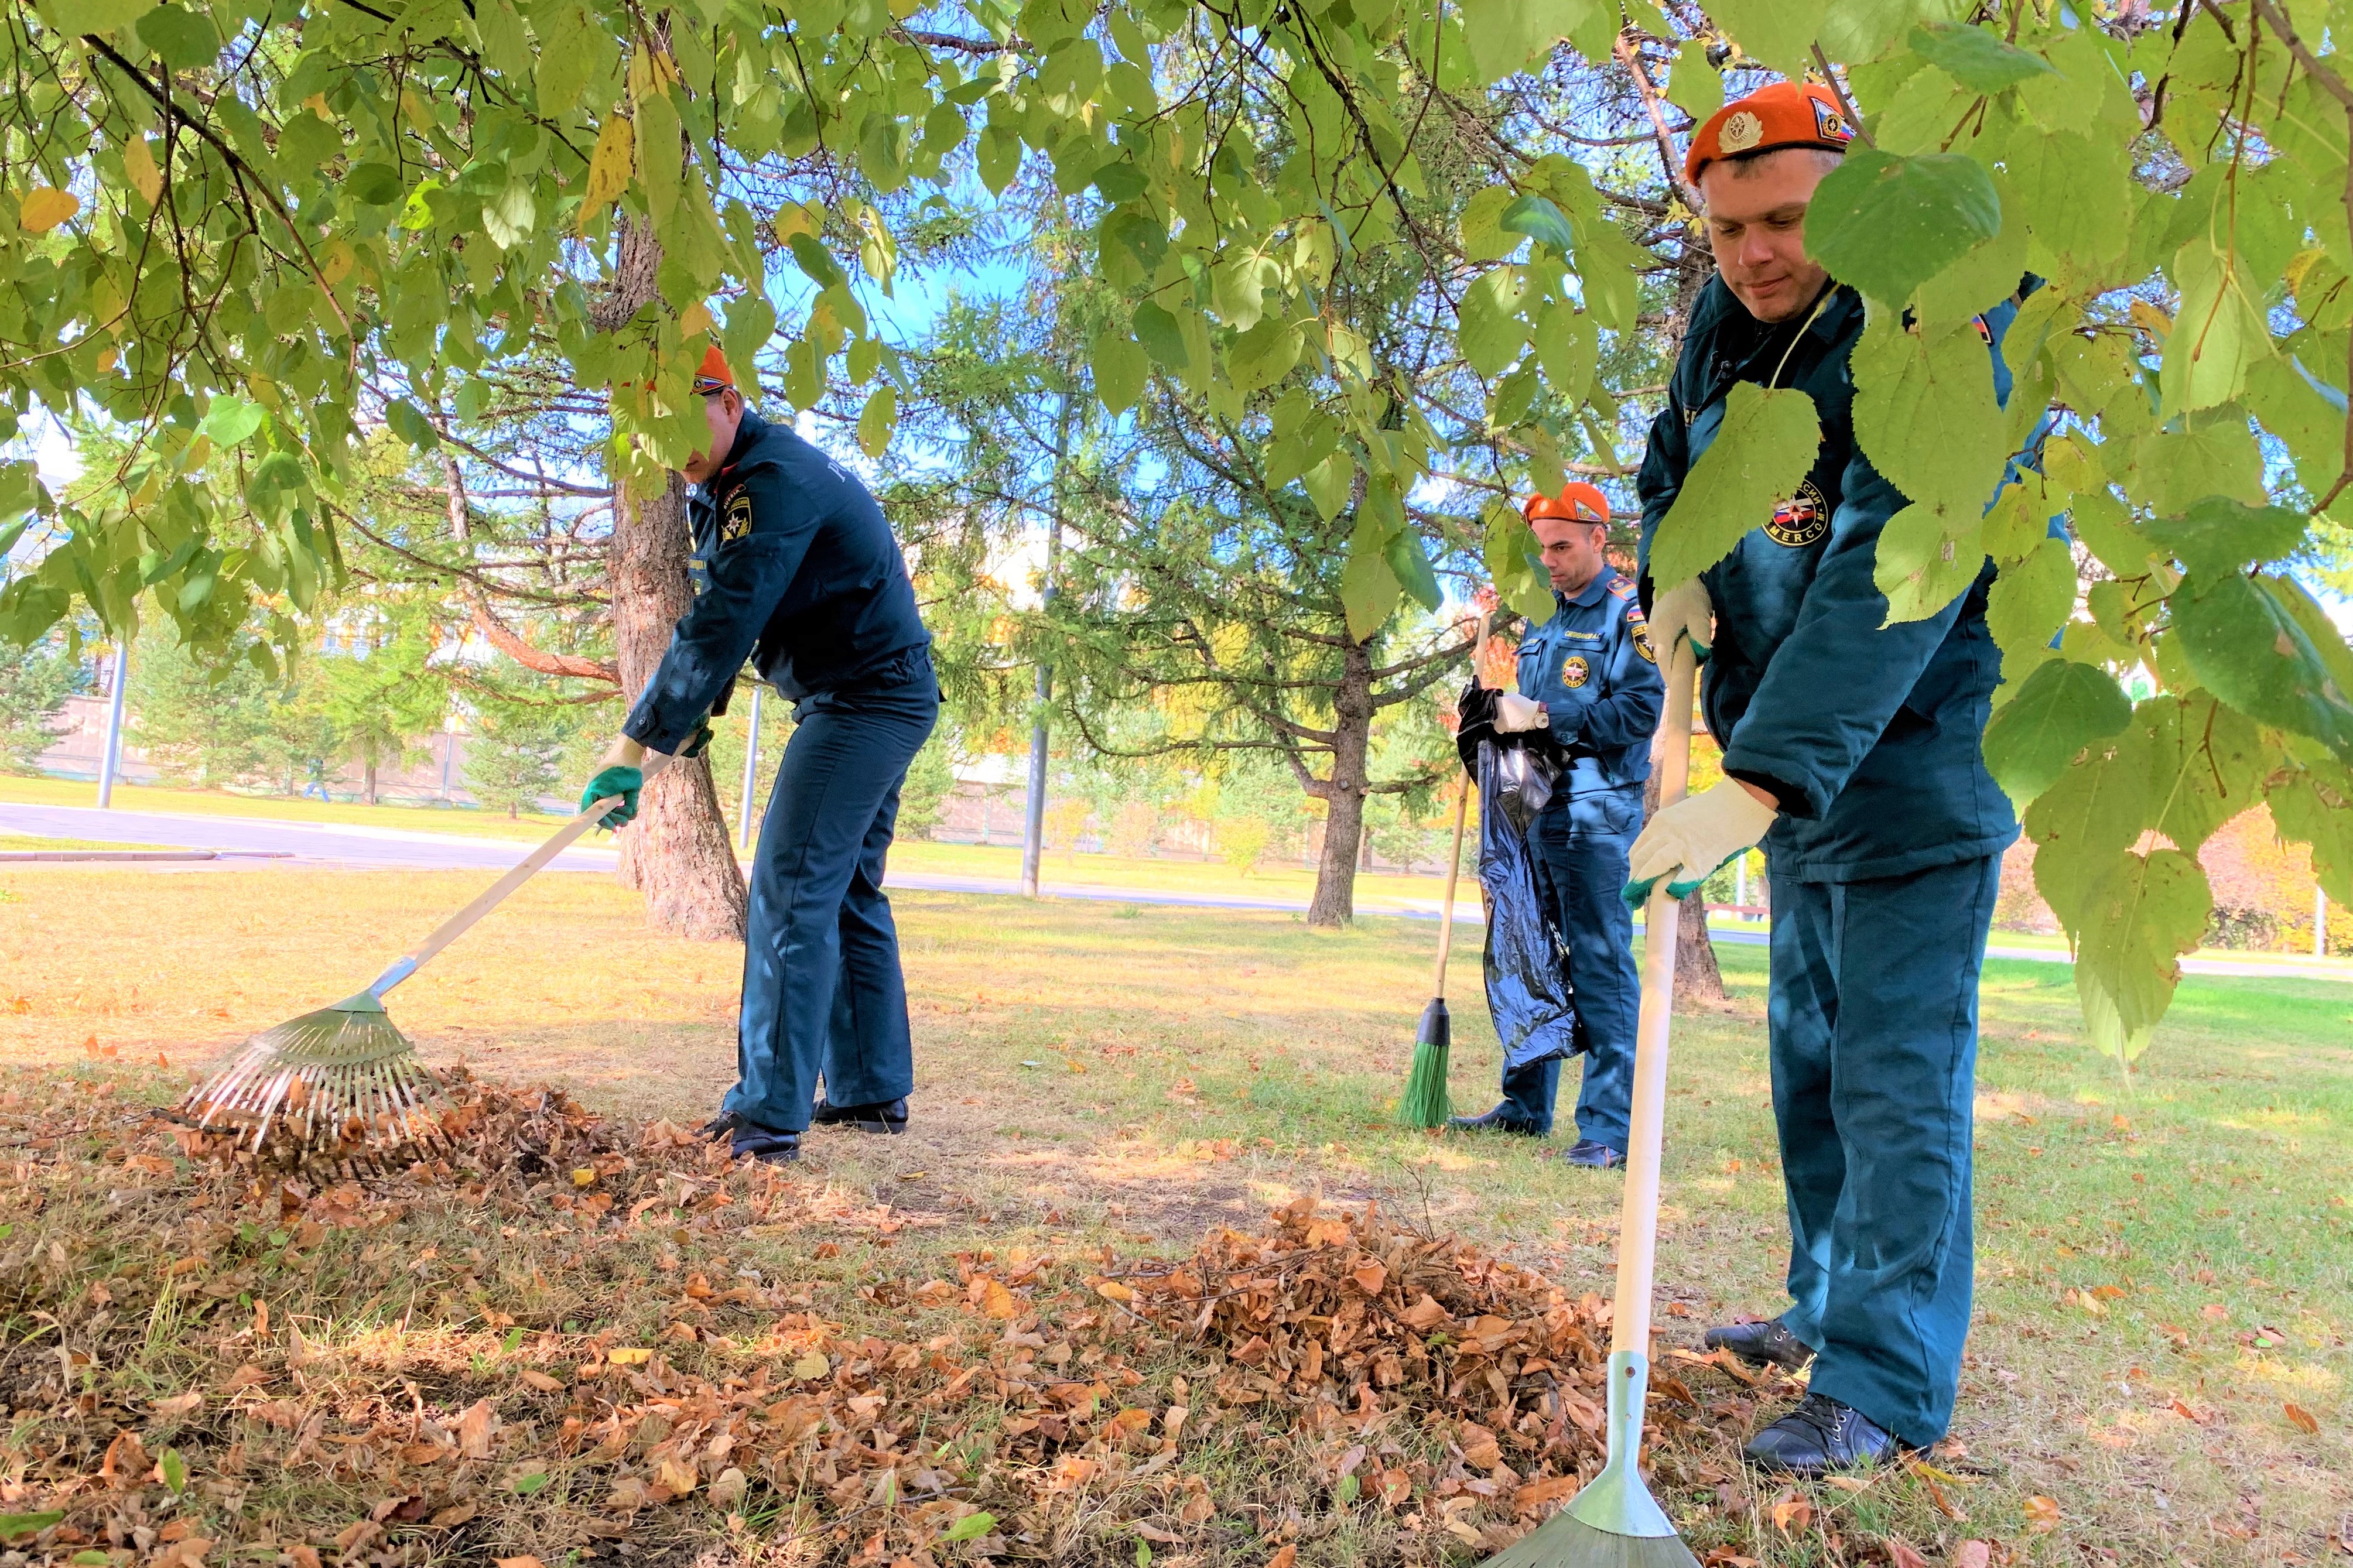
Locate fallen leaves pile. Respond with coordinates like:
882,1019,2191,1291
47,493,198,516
0,1071,1998,1566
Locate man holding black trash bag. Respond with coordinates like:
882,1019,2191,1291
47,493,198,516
1451,481,1663,1169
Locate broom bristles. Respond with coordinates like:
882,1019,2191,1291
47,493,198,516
183,1002,444,1158
1476,1509,1701,1568
1397,997,1453,1128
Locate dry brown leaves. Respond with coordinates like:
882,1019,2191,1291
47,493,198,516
0,1076,1766,1566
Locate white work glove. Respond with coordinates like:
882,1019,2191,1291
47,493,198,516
1623,780,1778,906
1649,578,1714,665
1494,691,1548,732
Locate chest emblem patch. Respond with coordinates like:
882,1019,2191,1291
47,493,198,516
720,488,754,543
1764,478,1829,548
1562,654,1591,689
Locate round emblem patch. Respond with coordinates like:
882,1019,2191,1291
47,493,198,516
1718,110,1764,154
1562,655,1591,689
1764,479,1829,548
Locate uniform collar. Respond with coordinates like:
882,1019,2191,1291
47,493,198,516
1556,564,1619,611
720,408,767,474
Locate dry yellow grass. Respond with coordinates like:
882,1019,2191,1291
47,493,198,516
2,863,2348,1565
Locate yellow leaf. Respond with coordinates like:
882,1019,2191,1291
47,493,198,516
791,1351,829,1379
124,138,162,205
319,239,354,286
20,187,78,232
1096,1279,1134,1303
572,1168,596,1187
980,1279,1018,1319
679,300,713,336
607,1347,652,1365
578,114,634,234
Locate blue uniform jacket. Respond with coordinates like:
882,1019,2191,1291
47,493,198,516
1514,565,1664,803
623,409,931,754
1635,277,2024,884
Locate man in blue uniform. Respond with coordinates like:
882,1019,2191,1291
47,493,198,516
1451,482,1663,1169
582,346,937,1165
1624,83,2030,1474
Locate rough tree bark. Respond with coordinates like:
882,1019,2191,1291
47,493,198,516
1307,636,1376,927
596,214,749,942
1644,711,1726,1004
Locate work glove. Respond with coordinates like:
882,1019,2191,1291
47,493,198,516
680,720,716,759
581,765,644,830
1455,682,1499,775
1622,780,1777,906
1493,691,1548,732
1649,579,1714,665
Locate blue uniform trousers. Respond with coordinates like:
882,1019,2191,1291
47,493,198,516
1767,853,2001,1447
1502,788,1642,1148
723,660,938,1132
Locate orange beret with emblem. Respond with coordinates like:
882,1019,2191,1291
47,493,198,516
1524,481,1611,526
1684,81,1854,185
692,343,735,395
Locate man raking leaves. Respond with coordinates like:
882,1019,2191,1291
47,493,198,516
582,347,936,1166
1627,83,2039,1474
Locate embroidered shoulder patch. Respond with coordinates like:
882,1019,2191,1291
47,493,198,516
1631,619,1657,665
1608,577,1634,598
720,488,755,543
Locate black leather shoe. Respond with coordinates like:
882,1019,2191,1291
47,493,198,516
699,1111,741,1142
1447,1104,1544,1136
810,1095,908,1134
730,1122,801,1165
1745,1392,1905,1475
1704,1316,1817,1371
1557,1139,1624,1168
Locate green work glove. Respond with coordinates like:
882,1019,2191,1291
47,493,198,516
581,765,644,829
680,720,716,758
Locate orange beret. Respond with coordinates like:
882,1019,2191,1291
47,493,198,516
1684,81,1854,184
1524,481,1610,525
692,343,734,395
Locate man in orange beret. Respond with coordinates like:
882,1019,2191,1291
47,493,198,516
1626,81,2039,1474
582,344,938,1166
1450,481,1663,1166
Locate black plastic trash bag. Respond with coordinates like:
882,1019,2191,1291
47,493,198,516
1472,734,1581,1074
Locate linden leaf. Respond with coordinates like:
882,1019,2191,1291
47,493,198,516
19,187,78,233
1647,383,1821,591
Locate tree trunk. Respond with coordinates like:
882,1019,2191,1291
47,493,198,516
1308,638,1376,927
362,752,377,806
599,213,750,943
1642,760,1726,1002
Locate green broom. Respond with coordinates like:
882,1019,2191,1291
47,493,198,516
1399,734,1478,1129
1477,644,1702,1568
182,755,672,1158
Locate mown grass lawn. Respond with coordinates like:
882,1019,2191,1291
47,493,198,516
1,864,2345,1566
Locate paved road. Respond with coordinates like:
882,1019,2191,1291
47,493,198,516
0,802,619,872
8,802,2345,985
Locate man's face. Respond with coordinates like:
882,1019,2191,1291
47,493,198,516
680,388,745,485
1531,516,1608,594
1699,149,1837,324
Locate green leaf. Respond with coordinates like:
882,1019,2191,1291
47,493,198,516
1909,21,2058,93
1459,186,1519,263
2125,422,2266,517
1342,513,1405,642
2171,571,2353,762
2143,497,2307,578
857,384,898,457
2002,134,2134,296
1498,194,1576,256
2075,849,2211,1066
1981,658,2130,802
0,1511,63,1541
636,91,683,225
1229,319,1302,395
159,1447,187,1495
1528,300,1596,403
1872,502,1985,625
136,4,221,70
786,232,845,290
1707,0,1828,76
977,125,1021,194
2024,725,2153,931
197,398,266,448
384,400,439,452
1132,302,1191,373
1093,330,1147,415
50,0,159,29
1913,177,2029,331
1805,150,2001,306
2161,241,2272,420
943,1511,997,1542
2139,694,2265,855
1649,384,1821,591
1457,268,1528,379
2267,759,2353,903
1985,534,2073,668
1663,42,1722,124
514,1470,552,1495
1384,528,1441,613
1302,451,1353,521
1851,308,2007,519
1456,0,1595,81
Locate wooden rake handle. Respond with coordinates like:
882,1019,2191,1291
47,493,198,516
364,749,679,999
1610,641,1698,1359
1431,611,1493,998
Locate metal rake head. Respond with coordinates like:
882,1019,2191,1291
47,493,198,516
182,992,446,1159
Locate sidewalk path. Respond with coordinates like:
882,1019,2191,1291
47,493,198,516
7,803,2344,985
